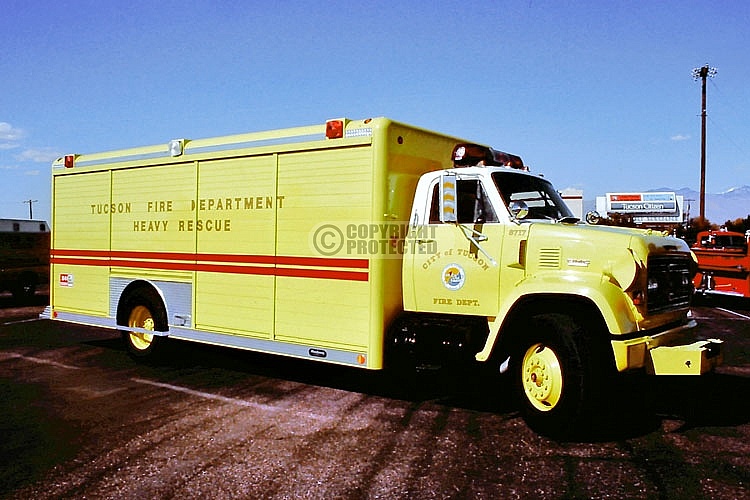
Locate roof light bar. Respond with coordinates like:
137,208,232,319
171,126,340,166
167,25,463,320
452,143,525,169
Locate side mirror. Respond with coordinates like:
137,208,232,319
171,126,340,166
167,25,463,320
509,200,529,220
585,210,602,225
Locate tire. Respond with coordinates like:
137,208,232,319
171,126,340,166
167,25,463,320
120,287,167,358
513,313,607,438
11,274,37,302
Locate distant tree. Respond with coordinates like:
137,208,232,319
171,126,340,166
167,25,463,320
683,217,717,244
599,212,637,227
724,215,750,233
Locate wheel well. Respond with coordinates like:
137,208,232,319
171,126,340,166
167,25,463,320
492,294,613,366
116,281,168,331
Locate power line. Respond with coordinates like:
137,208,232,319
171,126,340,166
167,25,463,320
707,115,747,158
706,79,748,158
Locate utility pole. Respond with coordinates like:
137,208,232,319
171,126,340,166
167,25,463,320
23,199,38,219
692,64,717,222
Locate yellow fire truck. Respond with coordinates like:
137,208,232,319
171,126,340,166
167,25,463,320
45,117,722,435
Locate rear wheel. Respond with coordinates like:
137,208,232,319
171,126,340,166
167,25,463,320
120,287,166,357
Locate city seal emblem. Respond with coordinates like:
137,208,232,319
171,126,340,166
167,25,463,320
442,263,466,291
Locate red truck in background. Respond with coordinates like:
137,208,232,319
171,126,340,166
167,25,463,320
0,218,50,300
693,228,750,298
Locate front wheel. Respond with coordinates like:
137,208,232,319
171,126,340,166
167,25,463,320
513,313,608,438
520,342,565,413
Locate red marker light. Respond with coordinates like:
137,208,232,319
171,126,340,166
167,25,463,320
326,119,344,139
64,155,75,168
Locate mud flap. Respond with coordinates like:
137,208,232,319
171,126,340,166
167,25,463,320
647,339,723,375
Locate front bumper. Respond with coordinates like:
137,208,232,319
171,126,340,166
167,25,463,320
647,338,723,375
610,319,723,375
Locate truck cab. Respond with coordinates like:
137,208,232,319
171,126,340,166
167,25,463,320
398,143,722,435
404,145,575,318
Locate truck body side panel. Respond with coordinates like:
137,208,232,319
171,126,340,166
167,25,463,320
194,156,278,338
111,163,197,253
51,171,111,316
274,146,373,351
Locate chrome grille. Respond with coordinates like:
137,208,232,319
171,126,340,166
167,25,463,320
647,254,693,314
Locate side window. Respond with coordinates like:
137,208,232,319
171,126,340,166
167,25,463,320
429,180,497,224
457,180,497,224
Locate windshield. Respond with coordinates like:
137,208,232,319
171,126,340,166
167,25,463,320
492,171,574,220
700,234,748,250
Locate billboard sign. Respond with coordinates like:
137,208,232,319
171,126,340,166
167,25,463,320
606,192,677,214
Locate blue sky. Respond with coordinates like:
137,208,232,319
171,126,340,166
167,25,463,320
2,0,749,221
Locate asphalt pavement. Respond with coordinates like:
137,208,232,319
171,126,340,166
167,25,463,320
1,292,748,499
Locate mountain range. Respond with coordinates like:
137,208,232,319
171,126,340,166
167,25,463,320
583,186,750,225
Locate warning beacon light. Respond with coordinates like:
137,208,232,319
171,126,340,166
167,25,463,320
452,143,525,170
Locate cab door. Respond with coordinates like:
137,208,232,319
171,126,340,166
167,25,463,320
405,175,504,316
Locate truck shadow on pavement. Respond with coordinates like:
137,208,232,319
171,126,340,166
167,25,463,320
86,334,750,442
601,371,750,439
647,373,750,428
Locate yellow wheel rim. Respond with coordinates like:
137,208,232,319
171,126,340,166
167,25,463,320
522,343,563,412
128,305,155,351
